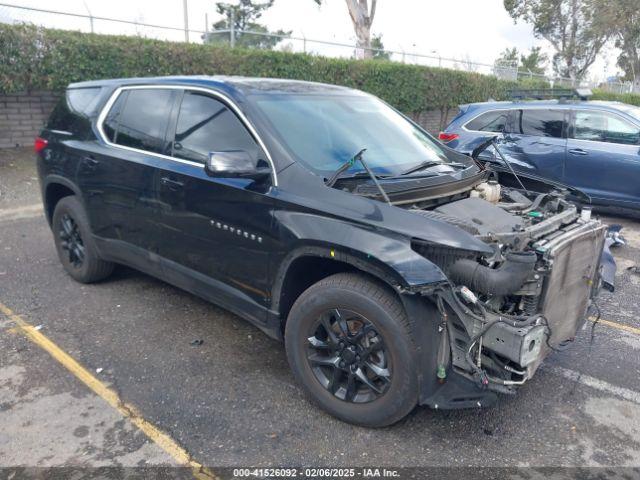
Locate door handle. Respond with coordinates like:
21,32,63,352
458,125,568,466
160,177,184,190
83,156,100,168
568,148,588,156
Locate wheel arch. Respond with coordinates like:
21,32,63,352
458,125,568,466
272,245,423,334
43,176,83,226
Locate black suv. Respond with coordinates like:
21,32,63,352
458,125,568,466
37,76,610,427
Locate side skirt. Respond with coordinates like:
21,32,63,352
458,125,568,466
93,236,282,340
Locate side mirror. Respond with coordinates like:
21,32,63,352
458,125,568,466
204,151,271,180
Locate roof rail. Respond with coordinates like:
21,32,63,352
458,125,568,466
507,88,592,101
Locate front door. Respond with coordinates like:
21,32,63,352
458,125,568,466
155,89,274,322
565,109,640,208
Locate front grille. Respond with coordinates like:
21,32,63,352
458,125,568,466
538,222,607,345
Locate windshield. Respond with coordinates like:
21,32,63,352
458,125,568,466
250,93,462,177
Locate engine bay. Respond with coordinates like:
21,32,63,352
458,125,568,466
409,180,608,394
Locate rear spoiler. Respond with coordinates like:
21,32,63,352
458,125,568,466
457,104,471,115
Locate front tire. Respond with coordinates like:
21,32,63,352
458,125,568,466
52,196,114,283
285,273,418,427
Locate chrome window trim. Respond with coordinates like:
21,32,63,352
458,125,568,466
95,84,278,186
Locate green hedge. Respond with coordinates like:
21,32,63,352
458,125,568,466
3,23,638,115
0,23,524,115
592,89,640,106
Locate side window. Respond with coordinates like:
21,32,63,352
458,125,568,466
465,110,509,133
573,111,640,145
511,109,564,138
67,88,102,115
110,89,176,155
102,91,128,143
172,91,260,164
46,87,102,133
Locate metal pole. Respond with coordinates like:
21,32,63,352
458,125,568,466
183,0,189,42
230,8,235,47
82,1,94,33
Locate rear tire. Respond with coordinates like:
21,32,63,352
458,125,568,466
285,273,418,427
52,196,114,283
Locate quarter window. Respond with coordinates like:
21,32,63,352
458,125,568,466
108,89,176,155
67,88,102,114
511,109,564,138
573,111,640,145
172,91,259,164
465,110,509,133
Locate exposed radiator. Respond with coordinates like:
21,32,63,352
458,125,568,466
538,222,607,346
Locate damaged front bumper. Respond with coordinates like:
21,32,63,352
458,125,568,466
409,218,611,409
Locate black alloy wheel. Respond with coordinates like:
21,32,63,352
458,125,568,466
52,196,114,283
285,273,419,427
306,308,391,403
58,213,85,268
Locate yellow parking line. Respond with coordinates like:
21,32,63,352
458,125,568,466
0,302,217,480
589,316,640,336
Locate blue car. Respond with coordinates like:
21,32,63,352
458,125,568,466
440,98,640,214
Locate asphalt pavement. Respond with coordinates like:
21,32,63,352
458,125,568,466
1,148,640,475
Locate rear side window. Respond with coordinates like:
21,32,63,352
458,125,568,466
106,88,176,155
47,87,102,132
67,88,102,114
172,91,259,163
511,109,564,138
573,111,640,145
465,110,509,133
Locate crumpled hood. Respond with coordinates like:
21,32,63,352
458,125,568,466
275,163,494,255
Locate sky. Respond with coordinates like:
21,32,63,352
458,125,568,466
0,0,620,81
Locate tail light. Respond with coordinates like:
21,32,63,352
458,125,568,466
34,136,48,153
438,132,459,142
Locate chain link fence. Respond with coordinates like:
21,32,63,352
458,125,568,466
0,2,635,93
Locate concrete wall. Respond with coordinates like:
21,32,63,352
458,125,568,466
0,91,60,149
0,90,453,148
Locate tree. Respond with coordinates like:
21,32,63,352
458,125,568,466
495,46,547,75
204,0,291,49
520,46,548,75
503,0,610,80
495,47,519,66
313,0,378,59
600,0,640,86
371,34,390,60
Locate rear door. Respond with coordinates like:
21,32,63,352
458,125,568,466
78,87,177,253
500,108,567,182
155,89,274,322
565,109,640,208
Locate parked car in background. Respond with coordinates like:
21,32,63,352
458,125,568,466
440,94,640,215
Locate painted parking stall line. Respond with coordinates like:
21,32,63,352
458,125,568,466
549,366,640,405
0,301,217,480
588,316,640,336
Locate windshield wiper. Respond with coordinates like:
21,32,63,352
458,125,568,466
397,160,467,176
325,148,392,205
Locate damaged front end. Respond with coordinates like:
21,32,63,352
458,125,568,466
409,186,609,407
